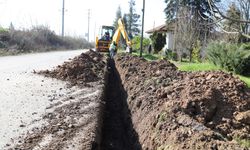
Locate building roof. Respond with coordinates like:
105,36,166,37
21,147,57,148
146,22,175,34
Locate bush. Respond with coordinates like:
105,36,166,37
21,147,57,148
206,41,250,75
0,25,92,53
0,41,6,48
192,40,201,62
150,32,166,53
164,49,177,60
132,36,150,52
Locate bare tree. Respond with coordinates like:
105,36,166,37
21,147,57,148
207,0,250,40
237,0,250,34
175,5,213,61
175,6,197,61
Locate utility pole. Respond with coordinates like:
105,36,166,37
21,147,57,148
94,22,96,42
140,0,145,57
88,9,90,42
62,0,65,37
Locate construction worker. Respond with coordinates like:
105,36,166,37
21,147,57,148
109,41,117,58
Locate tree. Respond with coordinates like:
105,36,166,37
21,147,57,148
132,36,150,51
164,0,221,22
225,3,241,31
237,0,250,35
9,22,15,31
150,32,166,53
123,14,129,31
164,0,221,61
164,0,179,22
223,3,241,42
113,6,122,29
126,0,140,38
175,6,198,61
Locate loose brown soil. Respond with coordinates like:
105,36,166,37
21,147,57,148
7,51,250,150
115,54,250,150
37,49,106,86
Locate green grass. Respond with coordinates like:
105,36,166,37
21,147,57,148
176,62,220,72
238,75,250,88
132,51,160,61
235,138,250,148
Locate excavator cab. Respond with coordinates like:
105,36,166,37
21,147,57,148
95,26,115,52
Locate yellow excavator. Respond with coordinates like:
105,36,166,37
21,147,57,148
95,18,132,53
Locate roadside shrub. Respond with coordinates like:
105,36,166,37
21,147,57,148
0,27,7,33
0,25,92,53
0,30,10,42
150,32,166,53
206,41,250,75
192,40,201,62
164,49,177,60
132,36,150,52
0,41,6,48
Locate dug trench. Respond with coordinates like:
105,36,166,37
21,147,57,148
100,59,142,150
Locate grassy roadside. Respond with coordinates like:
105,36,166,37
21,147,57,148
132,51,159,61
176,62,220,71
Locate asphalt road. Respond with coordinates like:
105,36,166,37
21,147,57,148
0,50,85,148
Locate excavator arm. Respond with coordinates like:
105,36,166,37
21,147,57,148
95,18,132,52
112,18,132,52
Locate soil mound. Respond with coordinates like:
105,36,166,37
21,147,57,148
115,53,250,150
38,49,106,85
158,71,250,137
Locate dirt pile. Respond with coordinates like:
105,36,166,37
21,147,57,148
158,72,250,131
38,49,106,86
115,53,250,150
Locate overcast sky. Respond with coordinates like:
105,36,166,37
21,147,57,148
0,0,166,41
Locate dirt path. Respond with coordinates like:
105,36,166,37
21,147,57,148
0,50,90,149
100,59,141,150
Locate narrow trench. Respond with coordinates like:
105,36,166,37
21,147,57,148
100,59,142,150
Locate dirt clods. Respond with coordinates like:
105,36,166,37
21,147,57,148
115,53,250,150
9,51,250,150
38,49,106,85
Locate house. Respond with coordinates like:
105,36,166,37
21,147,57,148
146,23,175,50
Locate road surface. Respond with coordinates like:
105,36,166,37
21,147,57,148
0,50,86,148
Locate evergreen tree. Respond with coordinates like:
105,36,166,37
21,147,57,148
9,22,15,31
123,14,129,31
164,0,221,22
223,3,242,42
126,0,140,38
225,3,241,31
150,32,166,53
113,6,122,29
